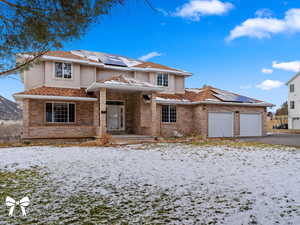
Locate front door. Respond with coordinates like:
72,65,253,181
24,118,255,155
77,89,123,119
107,102,125,131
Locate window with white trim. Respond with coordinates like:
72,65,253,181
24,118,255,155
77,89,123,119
161,105,176,123
290,84,295,93
157,73,168,87
46,103,75,123
55,62,72,79
290,101,295,109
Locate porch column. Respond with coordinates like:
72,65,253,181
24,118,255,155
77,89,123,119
99,88,107,138
22,99,30,138
94,100,100,137
151,93,158,136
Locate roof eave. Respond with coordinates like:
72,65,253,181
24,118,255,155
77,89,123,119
87,82,164,92
156,99,274,107
286,72,300,85
104,65,192,76
18,54,105,67
13,94,97,102
18,54,191,75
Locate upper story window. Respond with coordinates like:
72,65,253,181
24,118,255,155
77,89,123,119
46,102,75,123
161,105,176,123
290,84,295,93
55,62,72,79
157,73,168,87
290,101,295,109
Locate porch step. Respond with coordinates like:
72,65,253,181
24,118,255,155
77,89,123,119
111,135,156,144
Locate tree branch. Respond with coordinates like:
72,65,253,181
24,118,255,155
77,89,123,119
0,0,45,14
0,50,48,76
144,0,159,12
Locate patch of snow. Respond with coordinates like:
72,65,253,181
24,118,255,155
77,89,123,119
156,97,191,102
186,88,203,93
104,76,158,88
0,144,299,224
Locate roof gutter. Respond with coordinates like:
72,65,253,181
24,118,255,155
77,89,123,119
87,82,164,92
102,65,192,76
18,54,105,67
13,94,97,102
156,99,275,107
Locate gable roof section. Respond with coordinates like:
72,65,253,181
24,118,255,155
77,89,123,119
20,50,190,75
13,86,97,101
286,72,300,85
133,62,181,72
15,86,94,97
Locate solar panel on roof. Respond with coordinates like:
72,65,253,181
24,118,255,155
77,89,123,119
213,91,256,103
100,55,127,67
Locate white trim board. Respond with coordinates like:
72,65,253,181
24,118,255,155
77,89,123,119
13,94,97,102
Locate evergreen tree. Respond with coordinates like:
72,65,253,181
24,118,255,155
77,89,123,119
0,0,123,76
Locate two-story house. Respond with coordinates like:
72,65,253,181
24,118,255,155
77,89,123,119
13,50,273,140
287,73,300,129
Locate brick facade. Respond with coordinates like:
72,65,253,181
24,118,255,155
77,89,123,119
22,99,95,139
22,96,267,139
158,104,267,138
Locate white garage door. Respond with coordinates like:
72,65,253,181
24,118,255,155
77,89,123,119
292,118,300,129
240,113,262,137
208,112,234,138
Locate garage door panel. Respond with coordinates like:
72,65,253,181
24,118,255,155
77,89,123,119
240,113,262,137
208,112,234,138
292,118,300,129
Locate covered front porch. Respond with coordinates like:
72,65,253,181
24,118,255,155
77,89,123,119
87,76,163,138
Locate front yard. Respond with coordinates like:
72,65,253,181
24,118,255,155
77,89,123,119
0,143,299,224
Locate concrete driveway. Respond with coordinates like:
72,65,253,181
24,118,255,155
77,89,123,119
240,133,300,147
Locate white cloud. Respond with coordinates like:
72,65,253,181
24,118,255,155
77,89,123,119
138,52,163,61
256,80,284,90
262,68,273,74
227,8,300,41
174,0,234,21
255,8,273,18
240,85,252,89
272,60,300,72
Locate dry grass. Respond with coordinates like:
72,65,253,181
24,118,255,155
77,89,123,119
0,121,22,144
190,138,296,149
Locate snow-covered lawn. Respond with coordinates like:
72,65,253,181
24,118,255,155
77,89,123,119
0,143,299,224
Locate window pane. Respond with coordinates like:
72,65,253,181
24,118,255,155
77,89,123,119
55,62,63,78
63,63,72,79
69,104,75,123
290,84,295,93
162,105,169,122
46,103,53,122
169,105,176,122
163,74,168,87
291,101,295,109
157,73,163,86
53,103,68,122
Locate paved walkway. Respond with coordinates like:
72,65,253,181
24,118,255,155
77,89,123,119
240,133,300,147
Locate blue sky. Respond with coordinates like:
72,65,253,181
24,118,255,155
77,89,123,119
2,0,300,110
